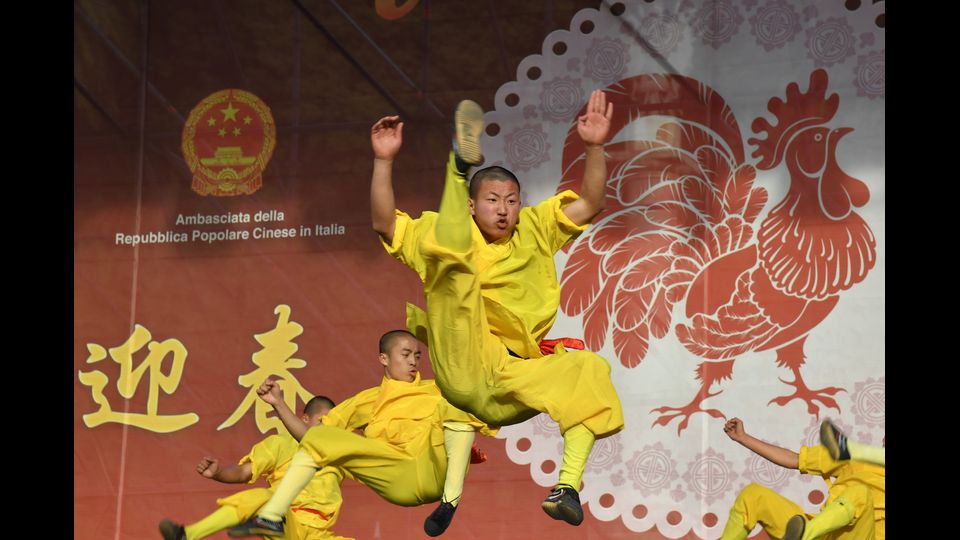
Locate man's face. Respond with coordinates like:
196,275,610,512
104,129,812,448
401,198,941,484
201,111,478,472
380,335,420,382
469,178,521,242
302,407,330,427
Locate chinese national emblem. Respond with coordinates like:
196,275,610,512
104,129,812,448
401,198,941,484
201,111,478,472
181,89,276,196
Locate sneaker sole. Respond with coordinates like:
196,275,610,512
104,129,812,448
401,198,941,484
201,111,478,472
424,519,450,537
423,505,457,537
819,420,843,461
454,100,484,166
158,520,184,540
782,514,806,540
541,500,584,526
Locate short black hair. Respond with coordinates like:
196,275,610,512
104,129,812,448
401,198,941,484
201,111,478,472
469,166,521,198
379,329,416,354
303,395,335,416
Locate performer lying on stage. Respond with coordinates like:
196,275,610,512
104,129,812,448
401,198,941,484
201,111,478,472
159,395,352,540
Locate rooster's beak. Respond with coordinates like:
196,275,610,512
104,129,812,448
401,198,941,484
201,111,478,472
829,127,854,144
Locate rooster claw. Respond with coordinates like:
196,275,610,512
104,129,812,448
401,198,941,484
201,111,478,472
768,385,845,417
651,404,727,435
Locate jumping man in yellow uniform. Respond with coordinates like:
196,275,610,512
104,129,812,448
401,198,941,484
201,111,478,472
158,395,352,540
720,418,884,540
368,90,625,526
229,330,495,538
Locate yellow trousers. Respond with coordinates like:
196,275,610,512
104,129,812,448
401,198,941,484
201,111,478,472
213,488,352,540
217,487,273,521
414,160,623,438
300,425,446,507
724,483,879,540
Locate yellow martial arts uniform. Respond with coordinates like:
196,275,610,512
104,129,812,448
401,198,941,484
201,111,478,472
297,373,496,507
722,445,884,540
199,434,351,540
383,157,624,439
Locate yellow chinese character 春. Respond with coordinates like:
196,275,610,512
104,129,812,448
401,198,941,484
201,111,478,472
218,305,314,434
78,325,199,433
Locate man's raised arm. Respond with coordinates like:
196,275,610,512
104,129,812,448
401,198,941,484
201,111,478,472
563,89,613,226
370,115,403,244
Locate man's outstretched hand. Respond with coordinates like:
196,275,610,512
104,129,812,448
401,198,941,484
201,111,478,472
371,115,404,160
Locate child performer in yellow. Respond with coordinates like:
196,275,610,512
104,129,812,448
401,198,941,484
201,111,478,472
368,90,624,526
158,396,351,540
720,418,884,540
230,330,495,538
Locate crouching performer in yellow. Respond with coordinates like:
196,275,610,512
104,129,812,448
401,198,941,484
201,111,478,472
720,418,884,540
368,90,625,526
229,330,496,538
158,395,352,540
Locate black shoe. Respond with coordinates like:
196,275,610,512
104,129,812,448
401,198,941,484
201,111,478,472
820,419,850,461
227,515,285,537
158,519,186,540
782,514,806,540
453,100,484,170
541,486,584,526
424,501,458,536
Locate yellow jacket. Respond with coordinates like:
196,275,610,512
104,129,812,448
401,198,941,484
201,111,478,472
384,191,588,358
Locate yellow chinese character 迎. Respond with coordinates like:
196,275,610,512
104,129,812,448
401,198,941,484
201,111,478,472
78,325,199,433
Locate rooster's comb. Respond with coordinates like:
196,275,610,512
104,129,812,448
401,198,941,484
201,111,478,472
748,69,839,170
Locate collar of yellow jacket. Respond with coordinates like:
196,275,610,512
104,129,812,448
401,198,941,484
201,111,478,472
381,372,421,385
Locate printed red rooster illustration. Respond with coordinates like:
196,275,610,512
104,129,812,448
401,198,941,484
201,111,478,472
556,70,875,433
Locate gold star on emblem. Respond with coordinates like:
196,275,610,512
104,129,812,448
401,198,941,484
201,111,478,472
207,117,217,126
243,116,252,125
233,127,241,136
221,102,239,122
218,128,226,137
